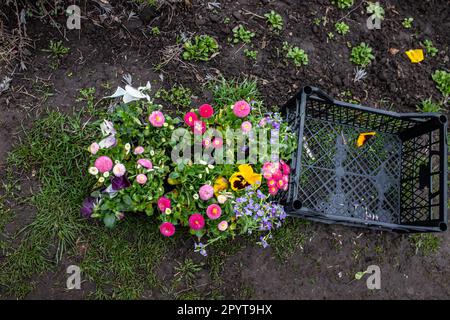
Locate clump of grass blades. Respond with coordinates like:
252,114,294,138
0,111,97,297
80,220,171,299
209,77,260,108
6,111,98,260
271,218,310,262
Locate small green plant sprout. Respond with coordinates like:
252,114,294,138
366,2,385,20
313,17,322,26
402,17,414,29
155,85,192,108
182,35,219,61
244,49,258,60
327,32,335,41
410,234,442,256
283,42,308,67
355,270,369,280
422,39,438,57
432,70,450,97
232,25,255,44
332,0,354,9
174,258,204,286
151,26,160,36
223,17,231,24
350,42,375,67
416,98,442,113
264,10,283,31
44,40,70,59
335,21,350,35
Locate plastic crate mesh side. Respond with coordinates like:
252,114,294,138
297,100,403,224
400,130,442,224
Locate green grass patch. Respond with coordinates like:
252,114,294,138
209,77,260,107
270,218,311,261
0,109,174,299
410,234,442,256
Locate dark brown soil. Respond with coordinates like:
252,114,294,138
0,0,449,299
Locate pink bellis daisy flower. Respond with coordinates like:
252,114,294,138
199,184,214,201
241,121,252,133
233,100,251,118
193,121,206,135
206,204,222,220
149,111,165,127
189,213,205,230
113,163,126,177
137,158,153,169
89,142,100,155
184,111,198,127
94,156,113,173
159,222,175,237
157,197,171,212
136,174,148,185
134,146,145,155
218,220,228,231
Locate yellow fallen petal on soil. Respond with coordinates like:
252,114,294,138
405,49,424,63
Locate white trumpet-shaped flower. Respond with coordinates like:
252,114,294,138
107,81,152,103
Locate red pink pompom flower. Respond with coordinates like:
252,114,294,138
199,104,214,118
158,197,171,213
184,111,198,127
159,222,175,237
189,213,205,230
262,160,291,196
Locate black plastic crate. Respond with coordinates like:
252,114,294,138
281,86,448,233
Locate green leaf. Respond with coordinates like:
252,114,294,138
103,214,116,229
123,195,133,206
355,271,367,280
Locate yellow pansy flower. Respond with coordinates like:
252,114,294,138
213,176,228,195
229,164,262,191
405,49,424,63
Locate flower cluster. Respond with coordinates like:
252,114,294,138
81,83,297,255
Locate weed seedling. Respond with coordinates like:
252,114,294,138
332,0,354,9
182,35,219,61
283,42,308,67
416,98,442,113
402,17,413,29
44,40,70,59
422,39,438,57
43,40,70,69
366,2,385,20
156,85,192,108
335,21,350,35
244,49,258,60
232,25,255,44
264,10,283,31
151,26,161,36
350,42,375,67
174,258,204,286
432,70,450,97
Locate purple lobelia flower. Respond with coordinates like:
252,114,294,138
259,236,269,248
194,242,208,257
111,175,131,191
